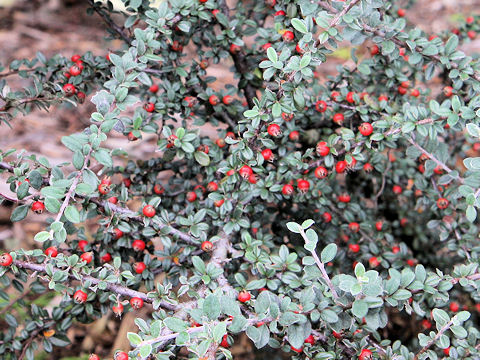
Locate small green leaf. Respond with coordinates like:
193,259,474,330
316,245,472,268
34,231,51,243
127,332,142,346
64,205,80,223
291,18,308,34
321,243,337,263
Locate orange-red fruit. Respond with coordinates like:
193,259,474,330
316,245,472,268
220,334,230,348
130,297,144,310
142,205,156,218
239,165,253,179
238,290,251,303
393,185,402,194
113,228,124,240
411,89,420,97
369,257,380,268
71,54,81,62
304,334,315,345
127,131,138,141
186,191,197,202
132,239,146,252
370,44,379,56
349,244,360,253
443,86,453,97
214,199,225,207
207,182,218,192
392,246,400,254
338,193,351,203
314,166,328,179
450,302,459,312
359,348,373,360
144,102,155,112
443,347,450,356
153,184,165,195
0,253,13,267
468,30,476,39
74,289,87,303
346,92,355,103
282,184,294,196
291,346,303,353
78,240,88,252
112,303,124,317
359,122,373,136
63,84,76,97
267,123,281,136
69,65,82,76
316,141,330,156
98,183,110,195
289,131,300,141
363,163,373,172
114,351,128,360
349,222,360,233
331,91,340,102
80,252,93,264
45,247,58,257
229,44,241,53
336,160,347,173
89,354,100,360
398,86,407,95
101,253,112,262
133,262,146,274
322,212,332,222
262,148,274,161
333,113,344,124
222,95,233,105
378,95,388,102
32,201,45,214
149,84,159,93
209,95,219,106
397,8,405,17
297,179,310,192
282,31,294,42
437,197,449,209
201,240,213,252
466,16,474,24
275,10,286,16
315,100,327,112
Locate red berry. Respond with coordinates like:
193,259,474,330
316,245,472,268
101,253,112,262
443,347,450,356
289,130,300,141
363,163,373,172
261,43,272,51
397,8,405,17
316,141,330,156
267,123,281,137
282,112,294,122
149,84,159,93
393,185,402,195
130,297,144,310
209,95,220,106
78,240,88,252
410,88,420,97
74,289,87,303
214,199,225,207
359,122,373,136
336,160,347,173
443,86,453,97
397,86,407,95
331,91,340,102
466,16,474,24
222,95,233,105
123,178,131,188
333,113,344,124
144,102,155,112
369,257,380,268
98,183,110,195
45,247,58,257
132,239,146,252
114,351,128,360
322,212,332,222
304,334,315,345
449,302,459,312
346,91,355,103
315,100,327,112
112,303,124,317
220,334,230,348
282,31,294,42
238,290,251,303
77,91,86,104
314,166,328,179
297,179,310,193
198,144,209,154
184,96,197,108
201,240,213,252
262,148,274,161
378,95,388,102
392,246,400,254
63,84,76,97
291,346,303,353
207,182,218,192
333,331,342,339
69,64,82,76
349,244,360,253
186,191,197,202
31,201,45,214
71,54,81,62
227,169,235,176
142,205,156,218
359,348,373,360
349,222,360,233
153,184,165,196
89,354,100,360
274,10,286,16
229,44,241,53
437,198,449,209
171,40,183,52
133,262,146,274
216,138,226,148
113,228,124,240
248,174,258,184
282,184,294,196
468,30,476,39
370,44,379,56
80,252,93,264
0,253,13,267
239,165,253,179
295,44,304,54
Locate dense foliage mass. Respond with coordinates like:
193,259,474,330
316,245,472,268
2,0,480,359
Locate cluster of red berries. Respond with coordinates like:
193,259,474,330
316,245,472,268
62,54,86,102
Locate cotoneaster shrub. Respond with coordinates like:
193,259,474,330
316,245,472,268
1,0,480,359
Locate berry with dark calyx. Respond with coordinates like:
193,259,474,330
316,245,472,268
130,297,144,310
282,31,294,42
363,163,374,172
184,96,197,108
333,113,344,124
437,197,449,209
297,179,310,193
282,112,294,121
89,354,100,360
73,289,87,303
171,40,183,52
314,166,328,179
77,91,86,103
209,94,219,105
359,122,373,136
267,123,281,137
133,262,146,274
198,144,209,154
288,130,299,141
216,138,226,148
316,141,330,156
315,100,327,112
201,240,213,252
142,205,156,218
248,174,258,184
80,252,93,264
114,351,129,360
443,86,453,97
282,184,294,196
349,244,360,253
127,132,138,141
63,84,76,97
112,303,124,317
98,183,110,195
229,43,241,53
410,88,420,97
132,239,146,251
214,199,224,207
239,165,253,179
113,228,124,240
31,201,45,214
45,247,58,257
369,257,380,268
153,183,165,195
69,64,82,76
349,222,360,233
359,348,373,360
238,290,251,302
144,102,155,112
222,95,233,105
207,182,218,192
322,212,332,222
101,253,112,262
0,253,13,267
262,148,274,161
186,191,197,202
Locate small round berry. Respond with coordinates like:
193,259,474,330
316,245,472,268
207,182,219,192
315,100,327,112
31,201,45,214
316,141,330,156
443,347,450,356
248,174,258,184
69,64,82,76
349,244,360,253
369,257,380,268
127,132,138,141
186,191,197,202
153,184,165,195
113,228,124,240
149,84,159,93
197,144,209,154
359,348,373,360
297,179,310,193
349,222,360,233
222,95,233,105
77,91,86,104
410,88,420,97
322,212,332,223
144,102,155,112
282,31,294,42
338,193,351,203
123,178,131,188
229,43,241,53
333,113,344,124
449,302,459,312
304,334,315,345
220,334,230,348
443,86,453,97
89,354,100,360
291,346,303,353
216,138,226,148
358,122,373,136
71,54,81,62
346,92,355,103
98,183,110,195
130,297,144,310
0,253,13,267
392,246,400,254
209,95,220,106
466,16,474,24
101,253,112,262
132,239,146,252
397,8,405,17
331,91,340,102
142,205,156,218
78,240,88,252
289,130,300,141
171,40,183,52
336,160,347,173
133,262,146,274
378,95,388,102
262,148,274,161
184,96,197,108
282,112,294,122
370,44,379,56
45,247,58,257
274,10,286,16
112,303,124,317
267,123,281,137
238,290,251,303
63,84,76,97
114,351,129,360
363,163,374,172
314,166,328,179
80,252,93,264
214,199,225,207
201,240,213,252
375,221,383,231
393,185,402,195
239,165,253,179
73,289,87,303
437,197,449,209
468,30,476,40
282,184,294,196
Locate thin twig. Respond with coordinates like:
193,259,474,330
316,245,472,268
413,317,455,360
